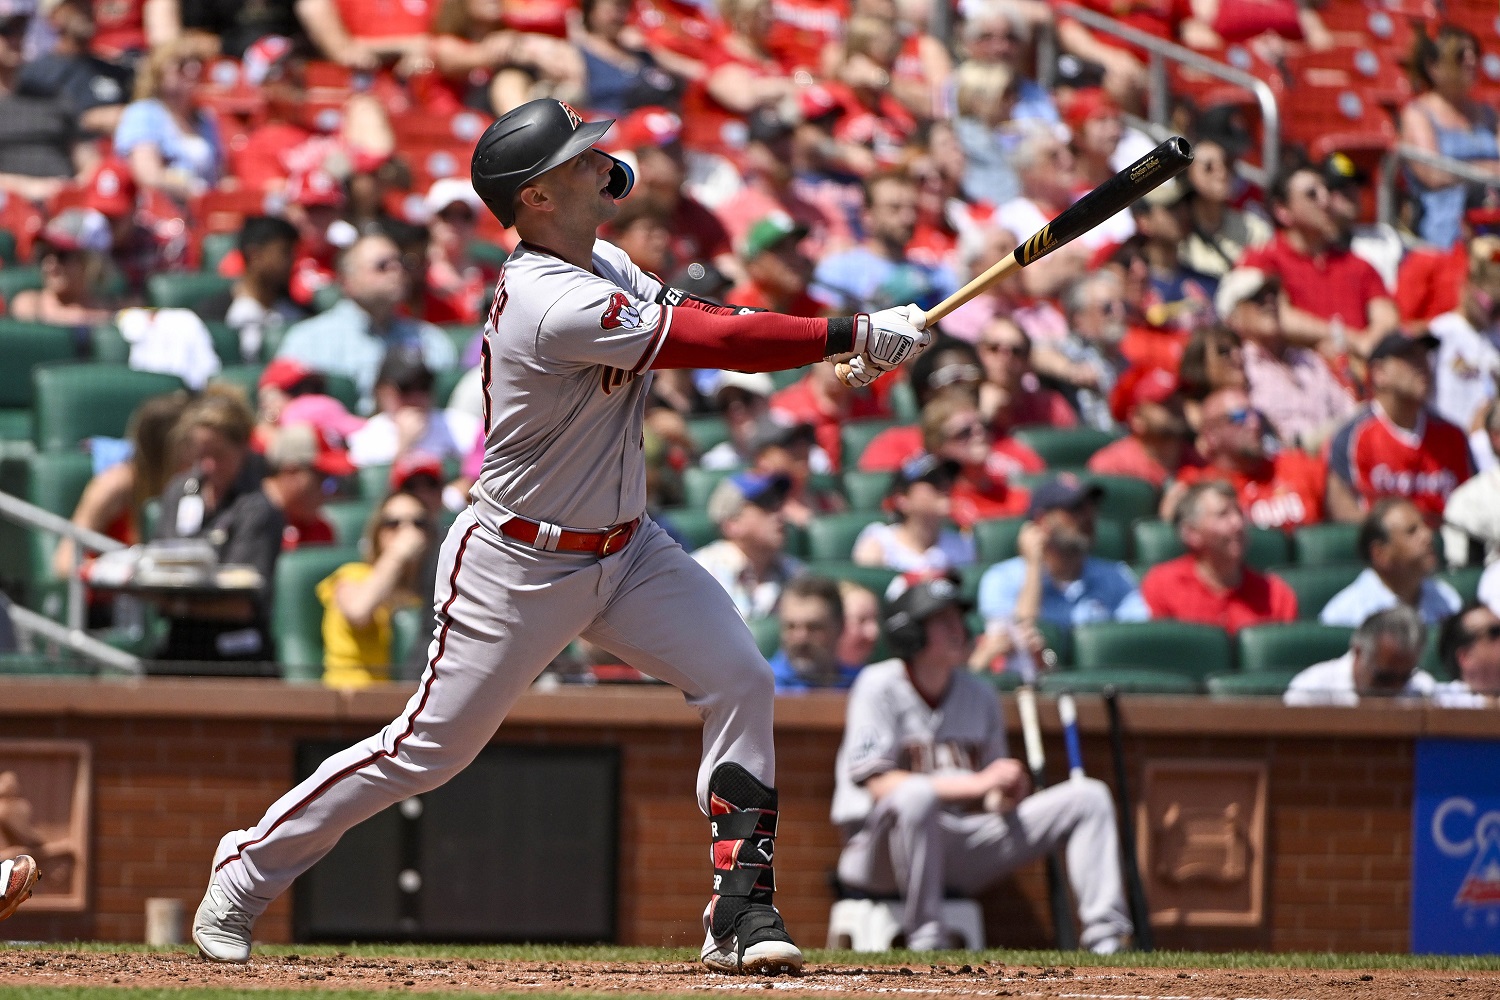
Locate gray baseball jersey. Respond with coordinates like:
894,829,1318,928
475,238,668,528
831,658,1009,828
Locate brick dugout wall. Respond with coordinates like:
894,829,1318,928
0,680,1473,952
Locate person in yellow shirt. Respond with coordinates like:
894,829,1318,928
318,491,433,686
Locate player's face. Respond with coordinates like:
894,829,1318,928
920,605,971,664
535,149,620,229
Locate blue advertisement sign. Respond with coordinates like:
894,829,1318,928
1412,739,1500,954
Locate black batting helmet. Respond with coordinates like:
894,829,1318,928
881,572,972,660
470,98,635,228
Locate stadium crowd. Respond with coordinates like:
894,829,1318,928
0,0,1496,705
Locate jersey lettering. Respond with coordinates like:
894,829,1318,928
488,269,509,326
600,291,641,330
600,364,640,394
480,337,494,434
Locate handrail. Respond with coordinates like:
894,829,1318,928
1054,3,1282,185
7,602,143,676
0,487,127,652
1378,143,1500,227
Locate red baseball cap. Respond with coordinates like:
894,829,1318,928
607,106,682,151
286,168,345,208
797,83,844,123
83,160,137,218
1109,366,1178,424
1061,87,1120,132
259,357,315,392
390,451,445,493
270,422,357,477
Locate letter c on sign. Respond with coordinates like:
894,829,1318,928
1434,797,1477,857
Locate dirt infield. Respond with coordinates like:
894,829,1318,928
5,950,1500,999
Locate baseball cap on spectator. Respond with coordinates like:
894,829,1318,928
1367,331,1440,363
1320,151,1367,191
424,177,483,219
390,451,445,493
749,417,816,456
259,357,317,393
608,106,683,151
713,370,775,402
1136,175,1190,210
1214,267,1280,318
1061,87,1119,133
1028,471,1104,518
268,422,357,476
1108,365,1178,424
83,160,136,218
747,107,795,144
242,35,294,86
1193,103,1252,159
287,168,345,208
707,471,791,523
742,214,808,260
39,207,111,253
797,84,844,124
377,349,435,394
888,454,961,496
278,393,366,439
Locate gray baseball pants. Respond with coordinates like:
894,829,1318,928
210,503,776,916
836,775,1132,950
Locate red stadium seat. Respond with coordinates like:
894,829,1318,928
1318,0,1423,55
194,188,277,234
1281,84,1398,161
390,109,491,147
1285,46,1412,107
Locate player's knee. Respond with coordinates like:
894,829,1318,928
1074,776,1115,816
888,774,941,822
724,652,776,705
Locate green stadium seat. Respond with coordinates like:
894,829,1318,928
1039,669,1202,694
33,365,184,452
802,560,899,598
1440,567,1483,605
840,419,898,468
660,508,719,550
0,321,83,439
273,544,361,681
974,517,1024,564
783,520,809,559
1236,622,1353,673
1012,427,1118,468
1247,527,1292,570
390,604,427,675
323,374,360,413
470,240,509,268
357,464,393,500
1293,522,1360,566
683,466,735,508
203,320,246,364
322,500,375,546
0,266,42,302
1084,474,1159,523
211,364,263,404
433,367,464,408
806,512,885,561
1038,619,1073,668
311,284,342,313
91,324,129,364
1093,519,1129,561
0,230,17,266
1132,519,1184,566
1273,564,1362,620
770,367,806,391
958,563,984,604
0,653,95,676
748,615,781,658
889,379,919,423
685,415,732,455
19,450,93,604
439,323,477,358
1072,620,1233,680
843,469,892,511
200,232,237,273
978,669,1027,692
147,272,234,309
1206,670,1301,696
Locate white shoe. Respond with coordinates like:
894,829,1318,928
0,855,38,922
700,901,803,975
1090,934,1124,955
192,880,255,962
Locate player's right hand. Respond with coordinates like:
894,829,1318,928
857,304,931,372
838,354,881,388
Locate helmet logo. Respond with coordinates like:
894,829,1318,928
559,102,585,130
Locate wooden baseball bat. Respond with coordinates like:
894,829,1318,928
1015,686,1079,951
836,135,1195,386
1103,686,1154,952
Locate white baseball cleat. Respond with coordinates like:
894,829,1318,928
192,880,256,963
0,855,38,922
700,902,804,976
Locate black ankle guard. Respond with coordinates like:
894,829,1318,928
708,762,779,940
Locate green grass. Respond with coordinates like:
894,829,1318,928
8,941,1500,970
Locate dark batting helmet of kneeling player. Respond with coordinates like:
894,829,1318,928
881,570,974,661
470,98,635,228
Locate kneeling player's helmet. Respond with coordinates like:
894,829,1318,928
470,98,635,228
882,572,972,660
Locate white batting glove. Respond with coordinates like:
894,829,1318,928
840,354,880,388
853,304,930,372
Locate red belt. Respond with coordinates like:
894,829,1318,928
500,515,641,557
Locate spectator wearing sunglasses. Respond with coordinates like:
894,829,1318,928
276,233,458,413
1433,603,1500,706
318,489,434,688
422,178,500,326
1176,325,1247,432
1218,267,1354,453
975,316,1078,434
7,207,115,326
113,40,223,201
1162,386,1326,531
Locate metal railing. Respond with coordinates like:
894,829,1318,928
1052,3,1282,186
1378,144,1500,228
0,489,142,675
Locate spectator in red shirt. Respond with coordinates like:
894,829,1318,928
422,177,498,326
261,422,349,550
728,214,822,315
976,315,1079,434
770,361,888,471
921,388,1033,527
430,0,578,116
1141,480,1298,632
714,108,846,257
681,0,804,162
1164,386,1327,530
1326,332,1475,524
1088,366,1195,489
1395,205,1500,323
296,0,434,70
822,15,919,168
1238,162,1399,367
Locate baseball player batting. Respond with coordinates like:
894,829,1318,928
189,98,930,975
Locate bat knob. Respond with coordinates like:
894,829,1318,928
834,361,857,387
